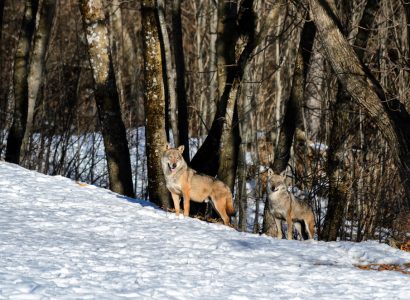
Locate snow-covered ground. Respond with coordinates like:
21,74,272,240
0,162,409,299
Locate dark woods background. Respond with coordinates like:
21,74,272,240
0,0,409,244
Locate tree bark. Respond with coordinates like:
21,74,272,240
0,0,4,41
171,0,189,161
79,0,134,198
108,0,125,108
5,0,38,164
141,0,171,208
157,0,178,147
21,0,57,160
217,78,241,190
310,0,410,208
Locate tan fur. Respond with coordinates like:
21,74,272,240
266,168,315,240
161,145,235,225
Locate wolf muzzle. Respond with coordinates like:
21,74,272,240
168,163,177,173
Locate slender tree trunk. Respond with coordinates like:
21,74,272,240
141,0,170,208
157,0,178,147
5,0,38,164
217,78,241,190
310,0,410,208
21,0,57,160
208,1,218,129
0,0,4,42
0,0,5,135
172,0,189,161
79,0,134,197
401,1,410,67
108,0,125,107
236,140,247,231
322,0,380,241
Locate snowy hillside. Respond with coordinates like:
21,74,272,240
0,162,409,299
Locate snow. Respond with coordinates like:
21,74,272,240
0,162,409,299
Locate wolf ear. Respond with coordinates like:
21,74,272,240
165,143,172,150
177,145,185,154
267,168,274,177
280,170,287,178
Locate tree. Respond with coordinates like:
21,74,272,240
141,0,170,208
21,0,57,160
5,0,38,164
171,0,189,161
309,0,410,209
79,0,134,197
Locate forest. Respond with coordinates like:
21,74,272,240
1,0,409,245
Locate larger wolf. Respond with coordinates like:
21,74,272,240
161,145,235,225
266,168,315,240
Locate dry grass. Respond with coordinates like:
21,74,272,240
356,263,410,275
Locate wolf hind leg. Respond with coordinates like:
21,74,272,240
294,222,303,240
182,187,191,217
211,197,230,225
286,215,294,240
304,217,315,240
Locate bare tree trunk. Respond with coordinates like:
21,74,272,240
21,0,57,160
108,0,125,107
310,0,410,208
157,0,178,147
0,0,4,41
304,37,325,140
141,0,170,208
401,0,410,67
236,140,247,231
5,0,38,164
171,0,189,161
207,1,218,129
79,0,134,197
217,79,241,190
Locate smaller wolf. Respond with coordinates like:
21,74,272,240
266,168,315,240
161,145,235,225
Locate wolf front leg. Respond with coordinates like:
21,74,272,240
286,215,294,240
275,218,283,239
182,187,191,217
171,193,181,216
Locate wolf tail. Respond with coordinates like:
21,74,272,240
226,194,235,216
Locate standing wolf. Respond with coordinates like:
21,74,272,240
266,168,315,240
161,145,235,225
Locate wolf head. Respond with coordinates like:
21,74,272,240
161,144,187,174
266,168,287,192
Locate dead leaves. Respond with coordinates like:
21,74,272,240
356,263,410,275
